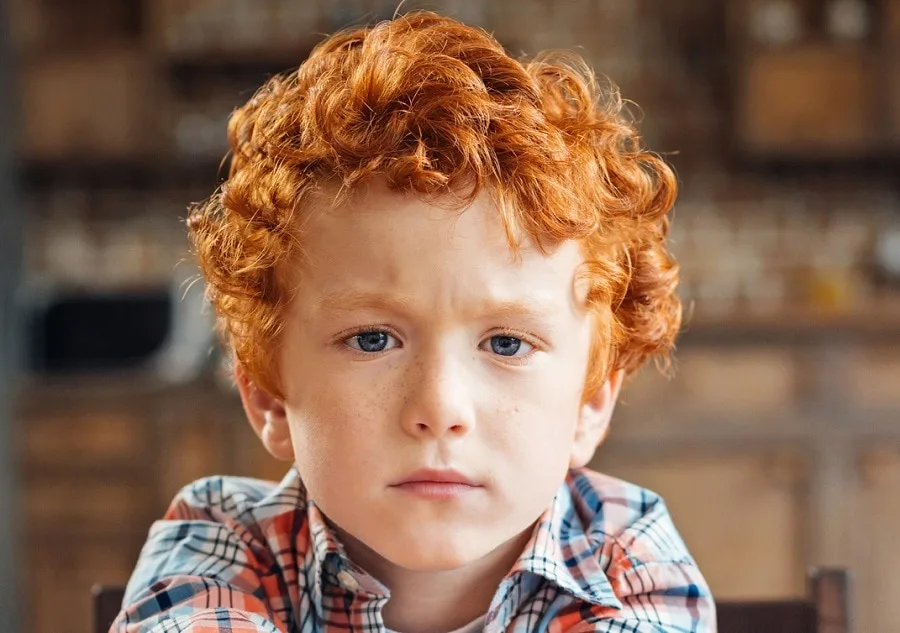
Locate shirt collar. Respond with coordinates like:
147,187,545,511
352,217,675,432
297,468,622,615
293,474,353,620
302,482,389,600
508,471,622,610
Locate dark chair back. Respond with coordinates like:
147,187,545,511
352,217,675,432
92,584,126,633
717,600,818,633
717,568,851,633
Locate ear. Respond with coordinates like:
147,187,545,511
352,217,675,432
235,364,294,462
570,370,624,469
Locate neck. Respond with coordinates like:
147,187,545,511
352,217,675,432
338,528,533,633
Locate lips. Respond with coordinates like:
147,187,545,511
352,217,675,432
389,468,482,500
391,468,478,487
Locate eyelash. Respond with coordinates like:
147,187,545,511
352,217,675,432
485,328,539,365
336,325,401,355
336,326,543,361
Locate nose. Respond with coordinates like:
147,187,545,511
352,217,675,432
399,350,477,439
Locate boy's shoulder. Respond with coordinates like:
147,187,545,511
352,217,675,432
566,467,696,568
163,469,306,530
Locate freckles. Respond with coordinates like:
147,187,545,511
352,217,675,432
486,402,521,436
397,374,411,405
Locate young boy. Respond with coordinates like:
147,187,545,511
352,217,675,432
114,11,714,633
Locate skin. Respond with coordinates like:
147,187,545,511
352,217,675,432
237,181,623,633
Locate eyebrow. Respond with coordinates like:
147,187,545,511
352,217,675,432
482,300,561,325
318,290,417,315
317,290,563,326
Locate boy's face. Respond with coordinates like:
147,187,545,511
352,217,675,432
239,182,622,572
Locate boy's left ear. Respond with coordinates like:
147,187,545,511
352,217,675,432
570,370,624,469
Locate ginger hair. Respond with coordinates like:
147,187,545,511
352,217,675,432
188,11,681,400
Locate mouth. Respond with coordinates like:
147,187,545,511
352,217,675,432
389,468,482,500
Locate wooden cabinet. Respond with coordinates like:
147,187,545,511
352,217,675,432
594,451,810,599
26,540,142,633
597,335,900,633
19,382,157,633
887,45,900,147
849,348,900,407
21,51,158,160
734,45,877,157
885,0,900,42
727,0,900,161
17,374,278,633
858,448,900,633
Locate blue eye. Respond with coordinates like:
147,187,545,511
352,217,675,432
491,336,520,356
346,331,399,353
487,335,533,357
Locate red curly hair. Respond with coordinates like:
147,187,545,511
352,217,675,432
188,11,681,400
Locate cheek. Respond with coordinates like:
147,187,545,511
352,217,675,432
481,396,579,523
284,367,398,488
509,354,588,456
484,374,583,463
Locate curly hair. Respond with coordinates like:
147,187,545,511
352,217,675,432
188,10,681,400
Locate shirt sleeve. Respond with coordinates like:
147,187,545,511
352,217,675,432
111,481,291,633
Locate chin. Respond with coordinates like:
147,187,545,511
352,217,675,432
378,534,487,572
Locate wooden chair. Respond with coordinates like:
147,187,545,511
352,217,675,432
717,568,851,633
92,584,126,633
96,568,850,633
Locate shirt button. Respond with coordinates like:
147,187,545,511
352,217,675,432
337,570,360,592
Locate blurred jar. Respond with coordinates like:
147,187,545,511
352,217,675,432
825,0,871,41
749,0,804,46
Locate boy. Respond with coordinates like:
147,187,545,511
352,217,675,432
114,11,714,633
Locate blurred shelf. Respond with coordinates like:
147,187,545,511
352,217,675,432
21,157,228,190
163,48,313,89
681,301,900,344
165,50,309,73
16,371,233,406
725,148,900,185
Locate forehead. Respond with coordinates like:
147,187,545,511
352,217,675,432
308,182,517,252
292,182,588,316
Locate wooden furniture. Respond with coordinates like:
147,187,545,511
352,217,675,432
717,568,851,633
20,375,283,633
727,0,900,161
92,585,126,633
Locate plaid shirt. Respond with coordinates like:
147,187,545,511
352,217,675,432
113,468,715,632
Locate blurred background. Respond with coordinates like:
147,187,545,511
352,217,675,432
0,0,899,631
